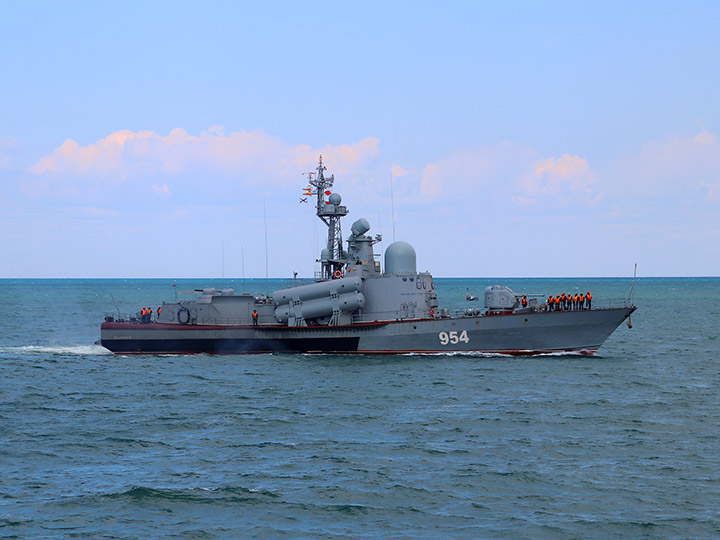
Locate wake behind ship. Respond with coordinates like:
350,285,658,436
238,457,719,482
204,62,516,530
100,157,635,355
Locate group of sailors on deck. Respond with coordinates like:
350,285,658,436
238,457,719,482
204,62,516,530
520,292,592,311
140,306,161,323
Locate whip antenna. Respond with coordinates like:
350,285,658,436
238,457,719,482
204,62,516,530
390,170,396,243
627,263,637,306
241,244,246,293
263,200,269,290
109,293,121,319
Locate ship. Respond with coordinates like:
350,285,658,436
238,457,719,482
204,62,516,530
100,157,635,355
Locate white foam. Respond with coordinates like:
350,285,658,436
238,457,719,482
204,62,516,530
399,351,515,358
0,344,111,356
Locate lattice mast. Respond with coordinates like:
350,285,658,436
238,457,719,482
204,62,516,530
303,156,348,280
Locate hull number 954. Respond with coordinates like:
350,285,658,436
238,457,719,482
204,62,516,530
438,330,469,345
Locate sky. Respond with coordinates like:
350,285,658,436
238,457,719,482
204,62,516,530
1,1,719,278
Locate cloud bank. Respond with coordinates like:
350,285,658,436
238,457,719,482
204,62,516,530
24,127,381,197
416,142,600,209
5,127,718,277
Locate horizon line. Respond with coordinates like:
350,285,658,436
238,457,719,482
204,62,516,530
1,276,718,280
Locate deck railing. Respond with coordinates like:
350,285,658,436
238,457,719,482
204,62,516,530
105,297,634,326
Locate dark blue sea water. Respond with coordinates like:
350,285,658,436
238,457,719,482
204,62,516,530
1,278,718,539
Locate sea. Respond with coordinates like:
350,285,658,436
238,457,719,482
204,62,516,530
1,277,718,539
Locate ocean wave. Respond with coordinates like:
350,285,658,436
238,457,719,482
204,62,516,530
0,344,111,356
0,518,33,528
100,485,282,504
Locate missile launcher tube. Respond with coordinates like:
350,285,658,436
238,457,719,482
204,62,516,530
275,292,366,323
273,276,363,306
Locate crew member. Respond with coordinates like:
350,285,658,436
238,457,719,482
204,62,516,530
141,306,147,323
586,291,592,310
548,295,554,311
252,309,259,326
521,296,528,308
560,293,566,311
579,293,585,311
157,306,162,318
148,306,153,321
573,293,579,311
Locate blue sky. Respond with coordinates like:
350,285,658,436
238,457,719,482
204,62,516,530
1,1,719,278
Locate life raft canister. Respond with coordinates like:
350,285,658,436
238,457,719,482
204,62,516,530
177,307,190,324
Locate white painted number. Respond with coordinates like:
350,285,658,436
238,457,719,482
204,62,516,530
438,330,469,345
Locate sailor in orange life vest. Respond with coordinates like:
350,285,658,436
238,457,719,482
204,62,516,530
252,309,259,326
521,296,528,308
579,293,585,311
157,306,162,318
586,291,592,310
548,295,554,311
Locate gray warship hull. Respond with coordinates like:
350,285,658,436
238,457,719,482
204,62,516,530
100,306,634,355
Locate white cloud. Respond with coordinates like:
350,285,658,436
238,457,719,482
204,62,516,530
0,136,20,170
693,131,717,145
414,142,600,208
523,153,602,205
418,141,537,202
608,130,720,203
152,183,171,196
391,164,408,177
25,127,381,197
